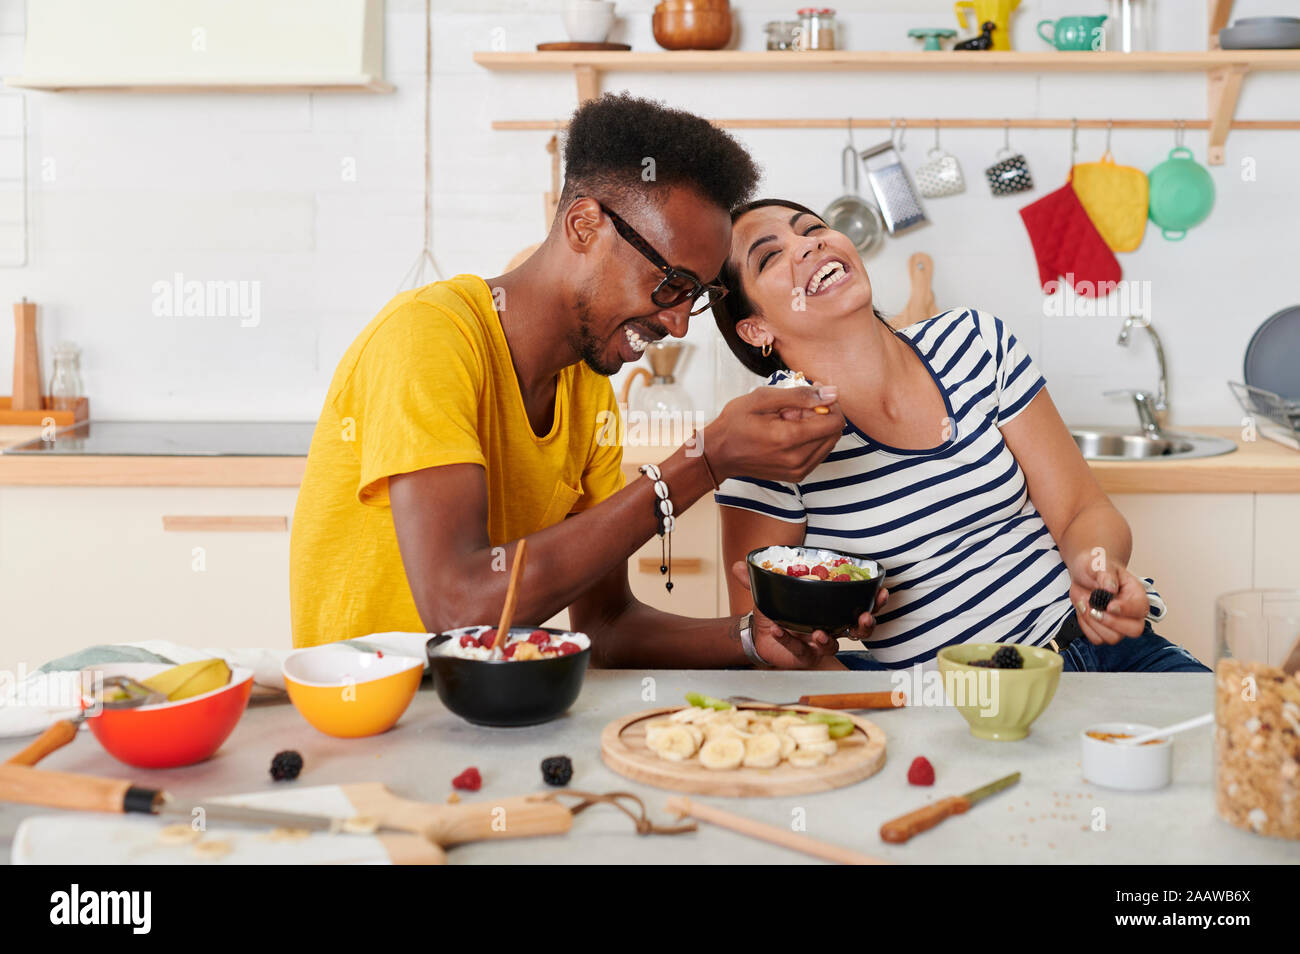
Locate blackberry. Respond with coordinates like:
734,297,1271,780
992,646,1024,669
541,755,573,787
270,750,303,781
1089,588,1114,612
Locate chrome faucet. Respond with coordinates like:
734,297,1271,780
1106,315,1169,435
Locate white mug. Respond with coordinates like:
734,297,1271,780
915,148,965,198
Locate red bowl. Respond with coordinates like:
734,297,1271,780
84,663,253,769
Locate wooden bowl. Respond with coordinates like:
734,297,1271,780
652,7,733,50
655,0,730,9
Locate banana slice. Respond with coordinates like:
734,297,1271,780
788,722,831,745
799,739,839,758
158,824,201,845
670,706,701,723
743,732,782,768
703,722,743,742
698,736,745,770
192,839,233,859
773,715,807,732
643,718,674,746
682,723,705,747
787,748,827,769
778,733,797,759
647,725,698,761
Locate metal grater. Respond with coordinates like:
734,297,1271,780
860,140,928,235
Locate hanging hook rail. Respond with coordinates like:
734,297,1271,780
492,117,1298,133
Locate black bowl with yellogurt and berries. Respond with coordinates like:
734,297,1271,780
425,626,591,727
746,545,885,636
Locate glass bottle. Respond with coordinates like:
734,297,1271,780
49,342,83,411
1105,0,1151,52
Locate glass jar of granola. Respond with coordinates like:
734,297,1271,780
1214,589,1300,839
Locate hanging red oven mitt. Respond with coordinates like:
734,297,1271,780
1018,181,1121,298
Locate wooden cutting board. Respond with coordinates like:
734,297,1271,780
894,252,936,328
11,783,572,865
601,705,886,797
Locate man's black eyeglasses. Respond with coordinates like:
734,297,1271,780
595,201,729,317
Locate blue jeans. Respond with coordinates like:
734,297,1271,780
836,622,1210,672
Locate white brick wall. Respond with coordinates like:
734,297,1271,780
0,0,1295,427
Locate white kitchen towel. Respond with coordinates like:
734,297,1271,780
0,641,292,739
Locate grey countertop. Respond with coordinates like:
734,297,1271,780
2,670,1294,864
1,420,314,456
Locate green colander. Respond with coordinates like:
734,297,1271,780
1147,146,1215,241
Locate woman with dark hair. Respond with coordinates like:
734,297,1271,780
712,199,1209,672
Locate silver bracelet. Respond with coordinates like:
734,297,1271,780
738,612,769,667
638,463,675,593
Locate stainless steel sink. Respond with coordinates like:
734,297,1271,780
1070,427,1237,461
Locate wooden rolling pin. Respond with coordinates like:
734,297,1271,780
666,796,889,865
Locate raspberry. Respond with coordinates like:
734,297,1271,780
541,756,573,787
270,750,303,782
832,557,851,566
527,629,551,646
787,564,810,577
556,641,581,656
478,628,498,649
832,573,851,582
810,565,830,580
452,767,481,791
459,635,477,649
501,643,518,659
907,756,935,786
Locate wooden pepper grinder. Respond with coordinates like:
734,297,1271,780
12,297,41,411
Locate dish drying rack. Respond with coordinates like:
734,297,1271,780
1229,381,1300,450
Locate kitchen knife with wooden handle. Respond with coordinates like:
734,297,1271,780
879,771,1020,844
727,691,904,710
0,765,574,844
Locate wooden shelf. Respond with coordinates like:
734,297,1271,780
474,47,1300,164
474,49,1300,75
4,75,395,93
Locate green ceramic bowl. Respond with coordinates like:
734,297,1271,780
1148,146,1215,241
936,643,1063,741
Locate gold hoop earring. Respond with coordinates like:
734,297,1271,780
761,341,772,358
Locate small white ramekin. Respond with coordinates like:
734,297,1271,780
1080,721,1173,791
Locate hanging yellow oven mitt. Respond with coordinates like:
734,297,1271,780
1069,152,1149,252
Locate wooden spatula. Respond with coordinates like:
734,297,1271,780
492,538,528,659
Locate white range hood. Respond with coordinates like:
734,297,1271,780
5,0,392,92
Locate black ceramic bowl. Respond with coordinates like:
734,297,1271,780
425,625,591,727
746,545,885,636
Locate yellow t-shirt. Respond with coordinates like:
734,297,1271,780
289,274,625,648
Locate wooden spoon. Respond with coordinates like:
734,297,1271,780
492,539,528,659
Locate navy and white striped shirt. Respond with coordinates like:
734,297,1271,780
717,308,1077,667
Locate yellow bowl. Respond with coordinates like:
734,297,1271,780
936,643,1063,741
282,644,424,738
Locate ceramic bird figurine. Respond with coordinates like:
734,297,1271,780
954,20,996,50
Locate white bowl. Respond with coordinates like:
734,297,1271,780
1080,721,1173,791
563,0,616,43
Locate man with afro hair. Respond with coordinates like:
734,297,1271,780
291,94,849,668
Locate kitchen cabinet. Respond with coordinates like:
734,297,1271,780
543,465,723,633
1112,492,1300,664
1253,495,1300,591
0,486,298,673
